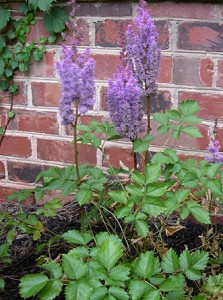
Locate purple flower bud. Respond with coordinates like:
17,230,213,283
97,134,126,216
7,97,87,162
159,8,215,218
205,137,223,163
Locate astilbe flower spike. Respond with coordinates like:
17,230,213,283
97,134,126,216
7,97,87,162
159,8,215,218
56,42,95,125
205,137,223,163
107,65,145,141
126,0,161,96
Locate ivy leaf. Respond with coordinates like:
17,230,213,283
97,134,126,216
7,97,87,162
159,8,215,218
19,3,29,15
0,6,10,30
162,248,179,273
0,34,6,52
0,59,5,76
97,237,123,271
65,280,93,300
43,6,69,33
19,274,49,299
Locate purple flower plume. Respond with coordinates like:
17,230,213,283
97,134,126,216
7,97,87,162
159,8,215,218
205,138,223,163
107,66,145,140
126,0,161,96
56,44,95,125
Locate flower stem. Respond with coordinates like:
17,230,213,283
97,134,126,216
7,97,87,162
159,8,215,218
145,94,151,165
73,99,81,185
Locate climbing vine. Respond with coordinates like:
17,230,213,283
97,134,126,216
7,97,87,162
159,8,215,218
0,0,71,143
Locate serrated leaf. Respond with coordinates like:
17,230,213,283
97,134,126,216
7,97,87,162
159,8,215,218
109,190,128,205
19,274,48,299
38,279,63,300
109,265,130,281
181,125,203,138
19,3,29,15
0,6,10,30
145,163,161,184
131,170,145,185
153,112,169,125
178,100,200,116
62,254,87,280
97,237,123,271
108,287,129,300
146,182,171,197
128,280,148,300
0,59,5,76
134,251,161,279
133,138,149,153
167,110,181,122
172,125,183,139
179,206,190,220
135,220,149,237
0,278,4,291
144,289,160,300
160,274,185,292
43,6,69,33
90,287,108,300
65,280,93,300
63,230,92,245
0,34,6,52
76,189,92,205
142,197,166,217
151,152,173,165
186,200,211,224
162,249,179,273
207,179,223,196
42,262,62,280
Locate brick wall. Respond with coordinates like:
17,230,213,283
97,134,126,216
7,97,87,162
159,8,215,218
0,0,223,200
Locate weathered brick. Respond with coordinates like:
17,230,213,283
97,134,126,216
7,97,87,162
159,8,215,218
214,128,223,149
9,109,59,134
26,19,50,43
0,186,20,202
100,86,108,111
37,139,97,165
178,22,223,52
32,82,61,107
151,121,209,151
0,136,32,158
179,91,223,120
76,2,132,17
29,51,55,78
0,81,28,105
158,56,172,84
217,60,223,87
93,54,119,80
95,20,169,50
0,161,5,180
7,161,48,183
103,146,134,169
148,91,172,113
149,2,215,19
173,57,213,87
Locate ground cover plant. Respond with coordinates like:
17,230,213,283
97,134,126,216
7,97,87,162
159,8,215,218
0,0,223,299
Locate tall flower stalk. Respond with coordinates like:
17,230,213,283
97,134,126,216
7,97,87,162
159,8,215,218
56,39,95,184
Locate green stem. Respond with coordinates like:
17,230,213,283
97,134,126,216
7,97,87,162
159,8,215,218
145,95,151,165
73,99,81,185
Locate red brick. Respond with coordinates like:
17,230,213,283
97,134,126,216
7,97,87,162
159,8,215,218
76,2,132,17
93,54,120,80
200,58,214,87
158,56,172,84
26,19,50,43
179,92,223,120
8,161,47,183
178,22,223,52
103,146,134,169
217,60,223,87
214,128,223,149
0,161,5,180
65,115,104,136
151,121,209,151
32,82,61,107
9,109,59,134
37,139,97,165
0,186,20,202
95,20,169,50
149,2,215,19
29,51,55,78
0,136,32,158
0,81,28,105
173,57,213,87
100,86,108,110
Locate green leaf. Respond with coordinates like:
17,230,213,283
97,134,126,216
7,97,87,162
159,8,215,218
0,278,5,291
19,274,48,299
76,189,92,205
206,179,223,196
109,190,128,205
38,279,63,300
33,49,44,62
145,163,161,184
90,287,108,300
8,111,15,119
207,163,222,179
5,67,13,78
35,0,54,12
63,230,93,245
178,100,200,116
0,59,5,76
42,262,62,280
135,220,149,237
97,237,123,271
0,34,6,52
109,265,130,281
108,287,129,300
167,110,181,122
181,125,203,138
162,249,179,273
0,243,10,258
144,289,160,300
179,206,190,220
62,254,87,280
131,170,145,185
146,181,171,197
133,138,149,153
0,6,10,30
128,280,148,300
61,180,77,195
186,200,211,224
206,274,223,295
142,197,166,217
65,280,93,300
160,274,185,292
19,3,29,15
134,251,161,279
172,125,183,139
153,112,169,125
43,6,69,33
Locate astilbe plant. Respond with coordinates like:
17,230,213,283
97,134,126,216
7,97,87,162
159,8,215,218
205,137,223,163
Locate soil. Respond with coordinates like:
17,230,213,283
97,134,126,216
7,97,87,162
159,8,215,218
0,201,222,300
